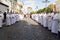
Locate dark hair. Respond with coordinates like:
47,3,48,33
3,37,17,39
4,12,6,14
3,12,7,22
3,12,6,19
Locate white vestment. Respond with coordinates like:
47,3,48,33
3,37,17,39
43,13,48,27
40,13,44,25
13,14,15,24
16,14,19,21
38,14,41,23
35,14,39,22
14,14,17,23
51,13,58,34
0,14,3,27
6,14,11,25
19,14,24,20
48,13,54,30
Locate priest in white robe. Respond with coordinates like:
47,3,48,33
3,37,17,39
38,14,41,23
6,14,11,25
48,12,54,30
40,13,42,25
43,13,48,28
0,13,3,27
35,14,39,22
51,12,58,34
40,13,44,25
11,14,15,24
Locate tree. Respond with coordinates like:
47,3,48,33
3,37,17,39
37,8,45,13
30,11,36,14
20,6,23,8
46,7,52,13
14,0,17,2
37,7,52,13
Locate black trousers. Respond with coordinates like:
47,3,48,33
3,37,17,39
3,19,6,23
58,31,60,38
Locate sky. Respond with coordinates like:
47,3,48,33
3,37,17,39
18,0,56,13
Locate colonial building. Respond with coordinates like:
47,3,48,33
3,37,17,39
48,3,56,12
0,0,17,13
0,0,10,12
10,0,17,13
56,0,60,12
15,2,23,13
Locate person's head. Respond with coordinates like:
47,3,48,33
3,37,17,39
54,12,56,14
56,11,59,14
54,11,59,14
0,11,3,14
4,12,6,14
50,11,53,13
0,11,1,13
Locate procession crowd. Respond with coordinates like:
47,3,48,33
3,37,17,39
0,10,60,38
31,12,60,38
0,11,24,27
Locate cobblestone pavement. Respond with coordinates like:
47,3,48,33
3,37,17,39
0,18,59,40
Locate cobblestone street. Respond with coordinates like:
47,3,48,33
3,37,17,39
0,18,58,40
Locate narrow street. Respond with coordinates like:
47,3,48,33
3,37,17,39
0,18,58,40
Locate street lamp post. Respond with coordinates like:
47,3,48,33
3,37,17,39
42,0,50,13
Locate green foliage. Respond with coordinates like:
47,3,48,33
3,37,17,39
37,7,52,13
14,0,17,2
37,9,43,13
20,6,23,8
46,7,52,13
37,8,46,13
30,11,36,14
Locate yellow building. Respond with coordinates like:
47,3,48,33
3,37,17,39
48,3,56,12
10,0,17,13
56,0,60,12
15,2,23,13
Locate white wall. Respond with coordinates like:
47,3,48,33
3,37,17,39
0,0,11,12
0,4,8,12
0,0,10,6
56,0,60,12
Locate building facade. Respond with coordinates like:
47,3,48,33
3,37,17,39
48,3,56,12
10,0,17,13
15,2,23,13
56,0,60,12
0,0,17,13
